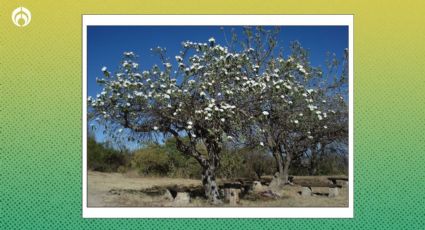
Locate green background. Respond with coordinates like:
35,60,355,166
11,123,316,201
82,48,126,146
1,0,424,229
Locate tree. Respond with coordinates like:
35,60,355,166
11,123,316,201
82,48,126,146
88,27,349,202
237,37,326,186
302,49,349,176
89,38,260,204
235,30,348,185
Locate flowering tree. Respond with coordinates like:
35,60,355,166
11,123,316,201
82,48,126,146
238,34,348,186
302,50,349,175
88,27,349,202
234,33,326,186
89,37,264,204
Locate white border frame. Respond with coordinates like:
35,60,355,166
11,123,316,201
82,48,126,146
82,15,354,218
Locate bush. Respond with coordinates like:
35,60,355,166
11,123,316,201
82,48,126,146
131,144,170,176
240,147,275,179
217,150,244,179
87,137,129,172
163,138,202,179
317,153,348,175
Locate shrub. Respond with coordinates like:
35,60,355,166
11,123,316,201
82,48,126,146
163,138,202,179
87,136,129,172
240,147,275,179
131,144,170,176
217,150,244,179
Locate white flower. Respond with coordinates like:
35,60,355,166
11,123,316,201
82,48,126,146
262,111,269,116
260,142,264,146
118,128,123,133
324,125,328,129
307,89,314,94
299,113,303,116
308,135,313,139
153,126,159,130
101,66,107,72
317,114,323,120
227,136,233,140
186,125,193,130
191,133,197,138
208,37,215,45
123,51,135,57
275,85,281,89
308,104,317,111
221,118,225,122
294,120,299,124
225,90,233,95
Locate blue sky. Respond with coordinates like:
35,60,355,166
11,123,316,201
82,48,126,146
87,26,348,148
87,26,348,97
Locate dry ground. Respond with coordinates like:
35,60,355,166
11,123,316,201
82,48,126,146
87,170,348,207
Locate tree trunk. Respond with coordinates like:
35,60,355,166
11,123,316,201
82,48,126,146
202,165,221,204
309,147,318,176
203,138,222,204
270,149,286,187
282,152,292,184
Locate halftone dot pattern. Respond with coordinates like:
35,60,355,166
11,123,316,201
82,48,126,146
1,0,425,229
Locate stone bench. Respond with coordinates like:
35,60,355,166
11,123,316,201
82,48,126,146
300,184,342,198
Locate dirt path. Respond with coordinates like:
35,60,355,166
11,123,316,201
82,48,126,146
87,171,201,206
87,171,348,207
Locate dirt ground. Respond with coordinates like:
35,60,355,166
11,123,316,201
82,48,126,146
87,170,348,207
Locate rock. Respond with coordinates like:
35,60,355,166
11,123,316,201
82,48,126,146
328,187,339,198
301,187,312,197
163,189,174,201
224,188,240,205
252,181,264,193
268,173,281,189
259,190,279,199
173,192,191,206
336,180,348,187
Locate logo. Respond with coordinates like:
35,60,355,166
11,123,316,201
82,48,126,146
12,7,31,27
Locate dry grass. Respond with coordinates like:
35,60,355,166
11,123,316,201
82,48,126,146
87,171,348,207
